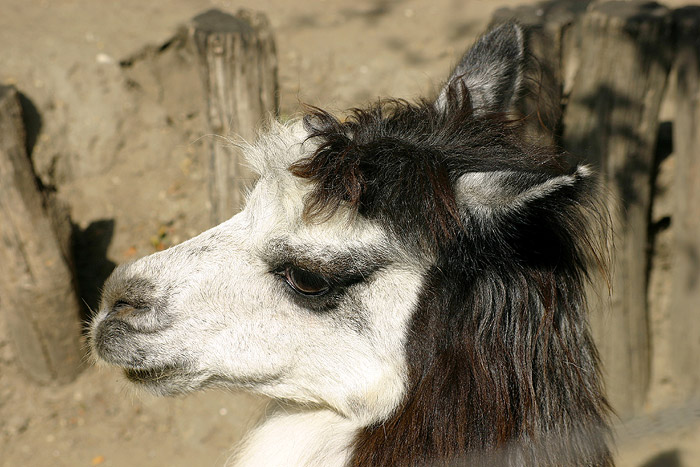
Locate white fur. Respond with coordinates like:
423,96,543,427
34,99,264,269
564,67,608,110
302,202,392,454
90,119,428,463
230,408,359,467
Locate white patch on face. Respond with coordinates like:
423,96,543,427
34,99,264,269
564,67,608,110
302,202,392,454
244,119,312,177
90,119,428,429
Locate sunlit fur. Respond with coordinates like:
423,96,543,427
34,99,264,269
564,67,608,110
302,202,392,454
90,22,612,466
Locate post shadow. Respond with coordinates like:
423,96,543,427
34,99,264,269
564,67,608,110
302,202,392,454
71,219,117,324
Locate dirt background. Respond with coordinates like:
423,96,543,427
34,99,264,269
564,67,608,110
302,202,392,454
1,0,699,466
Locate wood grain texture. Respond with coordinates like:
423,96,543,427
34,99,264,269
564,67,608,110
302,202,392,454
491,1,676,416
668,6,700,404
560,1,672,416
0,85,83,383
189,9,278,225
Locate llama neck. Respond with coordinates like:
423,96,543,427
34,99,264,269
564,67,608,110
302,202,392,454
230,408,360,467
350,263,612,466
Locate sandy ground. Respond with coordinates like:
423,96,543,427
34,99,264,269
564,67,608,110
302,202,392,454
1,0,699,465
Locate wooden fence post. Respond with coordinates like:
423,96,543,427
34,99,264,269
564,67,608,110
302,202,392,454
667,7,700,403
559,1,672,416
491,1,674,416
189,9,278,225
0,85,83,383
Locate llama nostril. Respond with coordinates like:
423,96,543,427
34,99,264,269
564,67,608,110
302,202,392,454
99,275,172,333
102,275,160,319
114,300,132,309
110,299,146,318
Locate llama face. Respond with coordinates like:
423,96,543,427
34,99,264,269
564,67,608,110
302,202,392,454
90,120,426,424
89,21,557,424
91,24,611,465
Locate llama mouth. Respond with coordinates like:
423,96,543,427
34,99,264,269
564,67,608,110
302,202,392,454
122,364,209,396
124,365,181,384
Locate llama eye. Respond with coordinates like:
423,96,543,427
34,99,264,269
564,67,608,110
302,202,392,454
284,267,331,296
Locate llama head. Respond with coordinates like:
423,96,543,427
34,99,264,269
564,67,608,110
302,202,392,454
90,22,604,438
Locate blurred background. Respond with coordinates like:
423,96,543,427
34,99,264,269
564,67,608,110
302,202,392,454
1,0,699,465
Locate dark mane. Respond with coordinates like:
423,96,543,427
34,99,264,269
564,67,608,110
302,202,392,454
351,175,613,465
289,85,569,251
290,83,612,465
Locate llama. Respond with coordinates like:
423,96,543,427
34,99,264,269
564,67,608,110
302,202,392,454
90,22,612,466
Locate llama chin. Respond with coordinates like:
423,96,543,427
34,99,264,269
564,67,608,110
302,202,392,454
90,22,613,466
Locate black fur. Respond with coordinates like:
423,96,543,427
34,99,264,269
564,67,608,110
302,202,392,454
291,88,571,250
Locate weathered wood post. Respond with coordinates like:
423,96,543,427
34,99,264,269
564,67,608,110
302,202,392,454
560,1,672,416
189,9,278,225
0,85,83,383
667,7,700,403
491,1,674,416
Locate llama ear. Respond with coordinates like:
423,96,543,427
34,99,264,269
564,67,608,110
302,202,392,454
435,22,525,116
454,165,592,216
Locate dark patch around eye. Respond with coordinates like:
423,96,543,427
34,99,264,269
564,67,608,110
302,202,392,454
270,262,380,316
262,239,389,278
262,240,389,314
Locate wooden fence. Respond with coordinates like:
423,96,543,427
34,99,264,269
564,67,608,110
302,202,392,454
492,0,700,417
1,1,698,426
0,9,277,384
